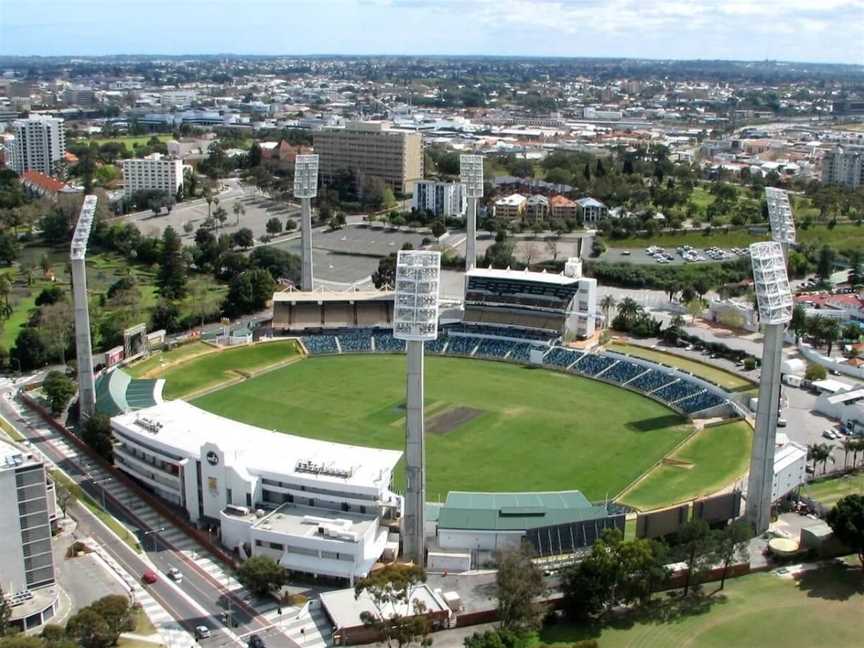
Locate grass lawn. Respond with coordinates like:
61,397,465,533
603,223,864,252
74,134,173,148
147,340,300,399
536,561,864,648
618,420,752,510
802,471,864,508
609,342,756,392
126,341,217,378
193,354,694,501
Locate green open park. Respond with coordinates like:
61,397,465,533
618,420,752,510
802,472,864,509
535,562,863,648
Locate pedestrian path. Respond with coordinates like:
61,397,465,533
274,604,331,648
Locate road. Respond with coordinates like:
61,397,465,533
0,386,300,648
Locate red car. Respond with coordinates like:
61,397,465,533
142,570,158,584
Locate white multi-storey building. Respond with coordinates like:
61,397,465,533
122,153,184,198
564,257,598,338
111,400,402,584
0,438,58,630
412,180,466,218
11,116,65,176
822,145,864,188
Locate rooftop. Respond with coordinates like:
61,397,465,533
112,400,402,489
250,502,378,540
272,288,394,303
466,266,581,286
320,583,449,630
774,441,807,473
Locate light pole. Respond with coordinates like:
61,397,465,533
141,527,166,553
70,195,98,419
460,155,484,271
393,250,441,567
747,241,793,534
294,154,319,291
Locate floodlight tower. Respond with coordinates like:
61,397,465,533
71,195,99,419
294,154,319,291
393,250,441,566
765,187,796,257
747,241,793,533
460,155,484,270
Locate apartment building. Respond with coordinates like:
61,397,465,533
313,121,423,194
525,194,549,222
111,400,402,584
550,195,578,220
412,180,466,218
822,145,864,188
493,193,527,220
122,153,184,198
576,197,608,224
0,438,58,630
11,116,66,176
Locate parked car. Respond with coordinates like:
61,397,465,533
194,626,211,640
142,570,158,585
167,567,182,583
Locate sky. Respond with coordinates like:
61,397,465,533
1,0,863,64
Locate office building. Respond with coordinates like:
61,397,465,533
122,153,184,198
111,400,403,583
11,116,66,176
412,180,465,218
313,121,423,194
822,145,864,188
0,438,58,630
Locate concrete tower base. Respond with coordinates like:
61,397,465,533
403,339,426,566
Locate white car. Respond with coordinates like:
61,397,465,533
195,626,211,640
167,567,182,583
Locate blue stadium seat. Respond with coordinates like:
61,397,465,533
372,333,406,353
338,331,372,353
601,359,647,385
574,354,615,377
543,347,582,368
653,379,704,404
446,336,479,356
627,369,676,394
676,390,726,414
301,335,339,355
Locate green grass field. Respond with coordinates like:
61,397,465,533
603,222,864,252
618,420,752,510
535,562,863,648
192,354,696,501
73,134,173,148
137,341,300,399
610,342,756,392
126,341,217,378
802,472,864,508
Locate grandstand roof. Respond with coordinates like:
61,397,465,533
95,369,163,417
438,490,609,531
466,267,579,286
112,400,402,488
272,289,394,303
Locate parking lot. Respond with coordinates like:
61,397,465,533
603,244,749,266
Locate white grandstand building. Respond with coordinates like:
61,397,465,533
111,400,402,583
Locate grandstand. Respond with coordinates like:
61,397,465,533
94,368,164,417
463,264,597,340
296,327,731,418
272,289,394,332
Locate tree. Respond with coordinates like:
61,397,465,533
806,442,834,475
463,629,522,648
817,245,835,282
790,304,807,343
265,217,283,235
711,520,751,591
0,584,10,635
237,556,288,597
88,596,134,642
825,494,864,568
676,519,712,595
848,249,864,287
150,300,181,333
42,370,75,416
37,301,74,365
823,318,841,356
805,362,827,382
599,295,616,328
0,231,20,265
40,210,71,245
233,201,246,225
249,247,301,283
223,269,275,318
372,253,398,289
214,205,229,229
35,285,65,307
430,219,446,238
686,298,706,323
11,326,50,371
81,414,113,461
495,544,546,632
157,227,187,299
232,227,255,249
65,608,113,648
354,564,431,648
616,297,641,322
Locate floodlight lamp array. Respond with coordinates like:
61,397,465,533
750,241,793,325
765,187,796,245
71,195,98,261
293,154,319,198
460,154,484,198
393,250,441,341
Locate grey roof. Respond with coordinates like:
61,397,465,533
437,490,610,532
576,197,606,208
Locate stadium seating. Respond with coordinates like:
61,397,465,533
475,338,513,359
600,359,647,385
302,335,339,355
338,331,373,353
574,354,615,377
372,333,406,353
676,390,726,414
653,379,704,405
543,347,582,368
627,368,677,393
446,336,480,356
446,323,558,342
425,336,447,354
507,342,536,364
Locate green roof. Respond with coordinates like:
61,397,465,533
438,490,609,532
95,369,162,417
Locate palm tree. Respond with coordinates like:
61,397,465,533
841,438,855,470
617,297,641,322
670,314,686,329
233,201,245,226
851,437,864,470
823,318,841,356
808,442,835,475
600,295,616,327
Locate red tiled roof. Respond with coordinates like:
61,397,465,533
21,170,68,194
549,194,576,207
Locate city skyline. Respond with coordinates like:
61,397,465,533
1,0,862,65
